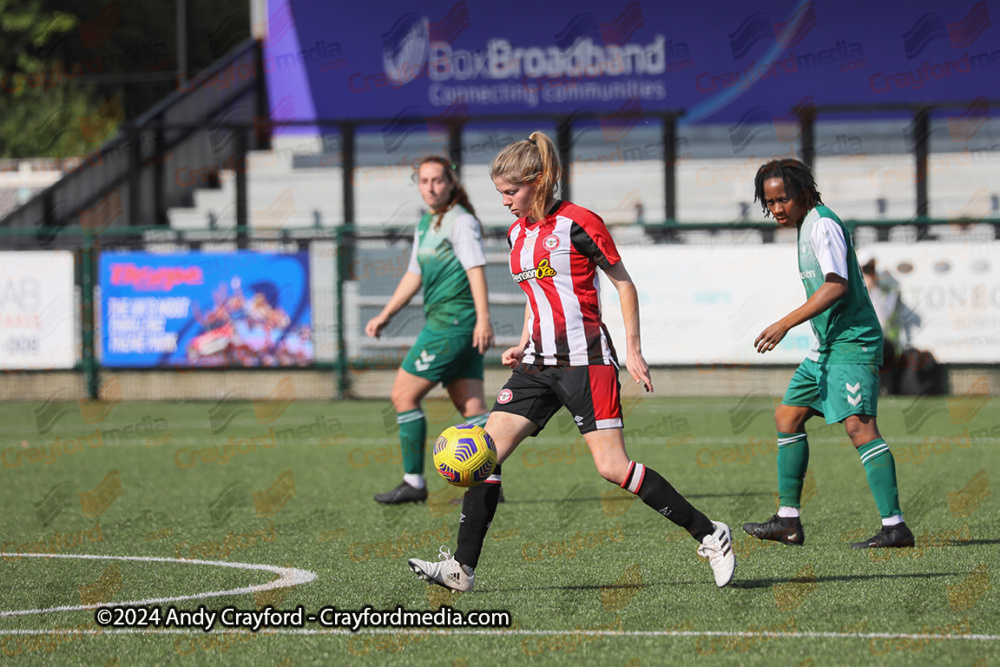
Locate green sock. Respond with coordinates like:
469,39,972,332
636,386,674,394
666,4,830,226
397,409,426,475
857,439,902,519
777,432,809,508
465,413,489,428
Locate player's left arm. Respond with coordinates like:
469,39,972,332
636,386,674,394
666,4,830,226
604,261,653,392
570,212,652,390
465,266,494,353
452,213,494,353
756,217,849,354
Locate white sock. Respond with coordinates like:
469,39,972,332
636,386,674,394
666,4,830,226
403,473,426,489
881,514,904,526
777,506,800,518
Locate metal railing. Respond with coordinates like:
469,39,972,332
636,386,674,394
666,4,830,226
1,39,270,237
1,216,994,400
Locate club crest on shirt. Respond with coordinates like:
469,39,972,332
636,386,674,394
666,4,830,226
543,234,559,250
512,258,557,283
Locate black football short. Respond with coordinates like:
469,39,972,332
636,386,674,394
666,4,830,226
491,363,623,435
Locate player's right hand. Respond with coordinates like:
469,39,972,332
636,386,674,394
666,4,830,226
754,320,789,354
501,346,524,368
365,314,389,338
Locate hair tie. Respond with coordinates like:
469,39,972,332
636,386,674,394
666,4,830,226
527,138,537,145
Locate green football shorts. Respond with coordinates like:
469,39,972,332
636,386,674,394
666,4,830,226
782,358,879,424
401,323,484,385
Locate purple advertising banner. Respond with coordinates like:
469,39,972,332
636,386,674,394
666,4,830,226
262,0,998,125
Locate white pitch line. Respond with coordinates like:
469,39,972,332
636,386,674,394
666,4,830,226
0,628,996,641
0,553,316,618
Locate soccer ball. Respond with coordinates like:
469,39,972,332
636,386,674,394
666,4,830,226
433,424,498,488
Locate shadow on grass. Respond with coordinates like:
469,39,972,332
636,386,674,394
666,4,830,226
490,571,963,595
943,539,1000,546
491,581,694,594
500,492,772,505
728,571,962,590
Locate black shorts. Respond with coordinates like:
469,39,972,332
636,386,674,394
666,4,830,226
491,364,623,435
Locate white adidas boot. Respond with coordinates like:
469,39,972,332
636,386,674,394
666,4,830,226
697,521,736,588
408,546,475,592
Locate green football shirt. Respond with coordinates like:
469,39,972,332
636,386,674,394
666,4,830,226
797,205,883,365
407,205,486,329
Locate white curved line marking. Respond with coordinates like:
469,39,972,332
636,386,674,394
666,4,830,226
0,553,316,617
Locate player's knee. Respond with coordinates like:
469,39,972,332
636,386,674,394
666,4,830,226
844,422,878,447
390,390,419,413
774,405,806,432
594,460,627,486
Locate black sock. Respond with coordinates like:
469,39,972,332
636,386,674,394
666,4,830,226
621,461,715,542
454,464,502,569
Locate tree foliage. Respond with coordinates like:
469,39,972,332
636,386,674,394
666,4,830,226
0,0,114,158
1,0,250,159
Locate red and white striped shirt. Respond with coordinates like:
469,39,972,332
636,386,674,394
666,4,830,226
507,201,621,366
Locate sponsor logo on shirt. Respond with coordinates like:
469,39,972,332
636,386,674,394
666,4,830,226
512,258,558,283
799,270,816,279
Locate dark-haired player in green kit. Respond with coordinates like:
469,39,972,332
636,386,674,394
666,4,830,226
366,156,494,504
743,158,914,549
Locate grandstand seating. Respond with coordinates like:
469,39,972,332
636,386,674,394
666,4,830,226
160,132,1000,232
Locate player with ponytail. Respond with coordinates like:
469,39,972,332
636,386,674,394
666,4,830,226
408,133,737,591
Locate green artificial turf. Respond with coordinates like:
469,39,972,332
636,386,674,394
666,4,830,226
0,395,996,665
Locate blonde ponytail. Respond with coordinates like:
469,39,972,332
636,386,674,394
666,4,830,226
489,131,562,221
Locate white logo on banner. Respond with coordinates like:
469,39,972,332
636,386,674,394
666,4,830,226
381,13,667,87
382,16,430,85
